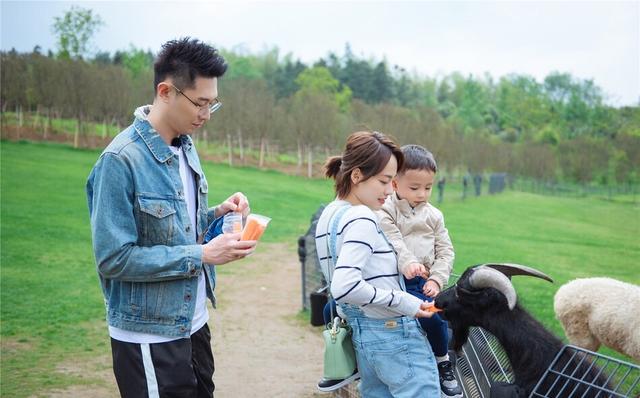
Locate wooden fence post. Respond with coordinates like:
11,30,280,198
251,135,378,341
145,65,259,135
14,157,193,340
74,118,80,148
227,134,233,167
307,145,313,179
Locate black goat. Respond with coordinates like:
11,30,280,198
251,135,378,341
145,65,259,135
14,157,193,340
434,263,612,398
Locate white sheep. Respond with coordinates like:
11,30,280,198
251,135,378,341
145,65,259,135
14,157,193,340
554,277,640,362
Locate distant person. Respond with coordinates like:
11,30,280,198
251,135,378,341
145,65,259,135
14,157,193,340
437,175,446,204
86,38,257,397
474,173,483,196
378,145,462,398
462,173,470,200
316,131,440,397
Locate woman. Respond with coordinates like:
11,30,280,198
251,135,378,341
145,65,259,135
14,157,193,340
315,131,440,397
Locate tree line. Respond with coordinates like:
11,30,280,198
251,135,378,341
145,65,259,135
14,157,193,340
1,31,638,184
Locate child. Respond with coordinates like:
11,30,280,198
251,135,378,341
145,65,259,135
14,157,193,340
377,144,463,398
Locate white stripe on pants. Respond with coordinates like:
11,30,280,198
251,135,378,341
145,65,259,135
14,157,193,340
141,343,160,398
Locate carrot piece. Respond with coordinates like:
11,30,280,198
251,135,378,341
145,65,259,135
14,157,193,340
425,301,442,313
240,214,271,241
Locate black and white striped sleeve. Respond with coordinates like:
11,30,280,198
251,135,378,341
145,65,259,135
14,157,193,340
330,208,422,317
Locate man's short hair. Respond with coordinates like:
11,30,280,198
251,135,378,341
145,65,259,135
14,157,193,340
153,37,227,92
400,144,437,173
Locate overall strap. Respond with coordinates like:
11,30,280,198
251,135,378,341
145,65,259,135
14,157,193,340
319,204,346,283
327,205,351,277
325,204,351,322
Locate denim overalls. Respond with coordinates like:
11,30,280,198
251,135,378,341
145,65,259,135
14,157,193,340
341,304,440,397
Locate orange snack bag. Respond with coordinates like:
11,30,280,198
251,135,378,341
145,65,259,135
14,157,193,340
240,214,271,241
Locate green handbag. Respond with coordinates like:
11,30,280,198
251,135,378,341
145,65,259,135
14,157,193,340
323,316,357,380
322,205,357,380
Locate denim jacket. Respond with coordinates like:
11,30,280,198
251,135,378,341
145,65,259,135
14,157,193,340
86,110,222,337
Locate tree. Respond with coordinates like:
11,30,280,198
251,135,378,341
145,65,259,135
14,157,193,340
370,61,393,103
271,56,307,99
453,77,491,134
495,75,550,141
294,66,352,112
93,51,112,65
117,46,154,78
52,5,104,60
0,52,29,112
558,137,609,183
220,49,263,80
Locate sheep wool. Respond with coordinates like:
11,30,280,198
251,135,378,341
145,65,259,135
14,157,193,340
554,277,640,362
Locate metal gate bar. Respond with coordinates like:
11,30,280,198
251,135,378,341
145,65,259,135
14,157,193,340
530,345,640,398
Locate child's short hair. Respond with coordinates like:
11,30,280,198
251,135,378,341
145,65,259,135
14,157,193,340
400,145,437,174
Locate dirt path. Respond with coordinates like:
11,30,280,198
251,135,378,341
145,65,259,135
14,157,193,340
211,242,324,397
40,243,325,398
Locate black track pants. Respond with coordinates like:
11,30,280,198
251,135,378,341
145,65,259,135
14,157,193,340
111,324,215,398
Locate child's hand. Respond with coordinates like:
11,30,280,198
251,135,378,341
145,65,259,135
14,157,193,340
403,262,427,280
423,280,441,297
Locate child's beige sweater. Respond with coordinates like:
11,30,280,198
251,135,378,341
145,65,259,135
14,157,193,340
377,193,455,289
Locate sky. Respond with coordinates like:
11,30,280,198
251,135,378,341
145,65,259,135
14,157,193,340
1,0,639,106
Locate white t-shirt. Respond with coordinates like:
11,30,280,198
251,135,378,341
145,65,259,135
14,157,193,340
109,145,209,343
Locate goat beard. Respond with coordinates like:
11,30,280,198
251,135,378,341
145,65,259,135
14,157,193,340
451,323,470,352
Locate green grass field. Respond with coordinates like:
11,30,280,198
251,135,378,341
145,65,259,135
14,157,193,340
1,140,639,396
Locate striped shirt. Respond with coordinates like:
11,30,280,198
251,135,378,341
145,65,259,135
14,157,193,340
315,200,423,319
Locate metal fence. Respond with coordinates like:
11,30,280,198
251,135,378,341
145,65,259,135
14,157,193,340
510,177,639,202
454,327,514,398
531,345,640,398
421,173,637,203
299,204,327,311
325,330,640,398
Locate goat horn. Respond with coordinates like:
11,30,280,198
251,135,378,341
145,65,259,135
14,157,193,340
481,263,554,283
469,266,518,310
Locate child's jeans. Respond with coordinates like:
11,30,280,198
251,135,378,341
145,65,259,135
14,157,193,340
405,276,449,357
341,304,440,398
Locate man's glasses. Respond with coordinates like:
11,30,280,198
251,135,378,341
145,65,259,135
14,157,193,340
170,83,222,114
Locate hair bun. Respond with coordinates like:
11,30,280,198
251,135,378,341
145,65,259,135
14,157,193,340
324,156,342,179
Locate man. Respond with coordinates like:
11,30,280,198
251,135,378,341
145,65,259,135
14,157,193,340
87,38,257,397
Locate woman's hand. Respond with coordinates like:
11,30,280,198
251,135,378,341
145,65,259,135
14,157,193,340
414,301,435,318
